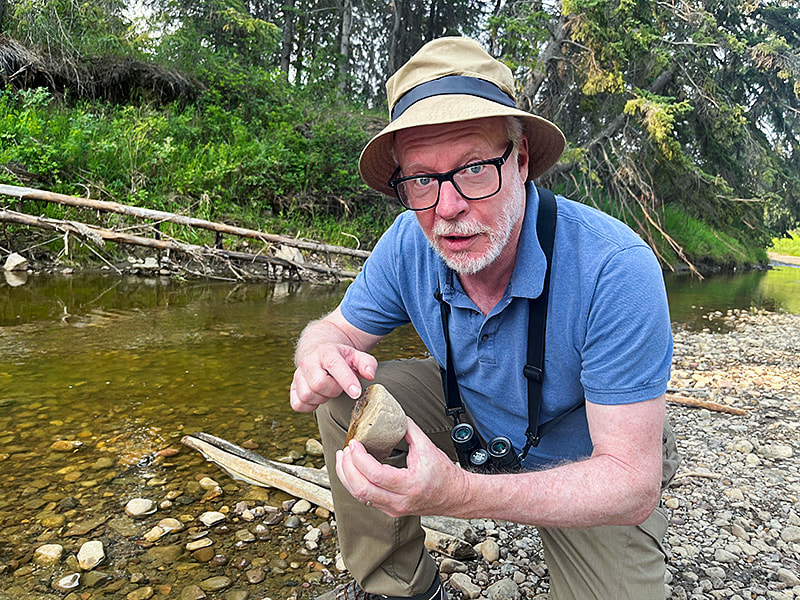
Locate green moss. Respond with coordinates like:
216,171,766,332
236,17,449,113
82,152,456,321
769,230,800,257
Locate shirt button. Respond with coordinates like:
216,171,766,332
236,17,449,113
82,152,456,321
481,334,489,342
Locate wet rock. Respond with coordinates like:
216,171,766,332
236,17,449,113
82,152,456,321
126,498,157,518
65,514,109,537
306,438,324,456
186,538,213,551
246,568,266,584
77,540,105,570
199,575,232,592
284,515,301,529
181,585,207,600
198,477,220,490
108,516,139,537
193,547,215,562
199,511,226,527
52,572,81,593
33,544,63,567
291,499,312,514
127,587,155,600
143,525,167,542
4,252,28,271
50,440,83,452
144,544,184,565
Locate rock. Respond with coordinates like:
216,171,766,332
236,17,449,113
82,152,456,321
181,585,207,600
439,558,468,574
77,540,105,570
306,438,325,456
198,477,220,490
759,445,793,460
486,578,520,600
50,440,83,452
275,245,304,264
449,573,482,599
143,526,167,542
142,257,159,270
127,587,155,600
186,538,213,551
3,252,28,272
33,544,63,567
344,384,408,460
199,575,232,592
126,498,156,518
246,567,266,583
780,526,800,543
157,518,184,533
199,511,226,527
291,499,312,514
52,572,81,592
478,538,501,563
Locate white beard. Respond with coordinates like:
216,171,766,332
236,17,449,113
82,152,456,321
425,180,526,275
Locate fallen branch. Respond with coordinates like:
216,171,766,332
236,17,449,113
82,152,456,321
181,432,478,559
0,208,360,279
0,184,371,259
666,394,749,416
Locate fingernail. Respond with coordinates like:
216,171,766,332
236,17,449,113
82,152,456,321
348,384,360,398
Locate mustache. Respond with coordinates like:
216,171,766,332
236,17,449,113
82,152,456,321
432,220,489,237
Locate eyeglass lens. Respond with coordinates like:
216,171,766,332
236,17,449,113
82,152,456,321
396,163,502,210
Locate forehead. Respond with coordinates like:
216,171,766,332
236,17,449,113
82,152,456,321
394,117,506,163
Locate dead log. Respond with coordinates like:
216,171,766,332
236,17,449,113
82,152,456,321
666,394,749,416
0,208,360,279
0,184,371,259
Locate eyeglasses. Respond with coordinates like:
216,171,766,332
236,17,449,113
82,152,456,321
388,142,514,211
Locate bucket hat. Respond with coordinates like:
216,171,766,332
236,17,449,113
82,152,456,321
358,37,566,197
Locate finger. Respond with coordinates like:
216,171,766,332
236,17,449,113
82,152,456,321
290,372,326,413
336,445,376,503
349,350,378,382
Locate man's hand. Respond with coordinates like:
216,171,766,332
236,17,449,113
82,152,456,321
335,418,471,518
290,307,383,413
290,342,377,412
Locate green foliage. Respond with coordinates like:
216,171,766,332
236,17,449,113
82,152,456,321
770,231,800,257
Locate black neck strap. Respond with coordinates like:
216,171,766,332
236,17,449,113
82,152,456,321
436,187,566,462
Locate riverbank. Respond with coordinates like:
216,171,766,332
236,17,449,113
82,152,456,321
1,309,799,599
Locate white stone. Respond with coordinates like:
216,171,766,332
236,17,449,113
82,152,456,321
186,537,213,551
199,511,227,527
478,538,501,563
306,438,324,457
291,499,312,514
449,573,482,599
198,477,220,490
759,445,794,460
3,252,28,272
125,498,156,518
275,245,304,264
33,544,63,567
77,540,105,570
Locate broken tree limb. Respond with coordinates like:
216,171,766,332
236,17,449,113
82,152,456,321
0,183,371,259
666,394,749,416
0,208,360,279
181,432,477,559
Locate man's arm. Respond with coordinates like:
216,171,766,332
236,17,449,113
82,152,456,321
336,394,665,527
290,306,386,413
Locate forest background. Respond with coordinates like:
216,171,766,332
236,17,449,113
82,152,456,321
0,0,799,273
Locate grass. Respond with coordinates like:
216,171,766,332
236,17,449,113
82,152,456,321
769,230,800,257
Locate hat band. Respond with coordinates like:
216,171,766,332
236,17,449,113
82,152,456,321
390,75,517,121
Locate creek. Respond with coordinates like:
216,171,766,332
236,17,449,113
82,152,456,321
0,265,798,597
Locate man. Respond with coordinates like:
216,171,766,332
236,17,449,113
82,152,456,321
290,37,679,600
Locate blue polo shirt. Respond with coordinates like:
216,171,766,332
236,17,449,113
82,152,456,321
341,183,672,471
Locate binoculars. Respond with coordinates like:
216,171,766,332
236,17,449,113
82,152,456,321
450,423,521,473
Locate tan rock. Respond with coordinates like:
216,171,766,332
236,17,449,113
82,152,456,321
344,384,407,461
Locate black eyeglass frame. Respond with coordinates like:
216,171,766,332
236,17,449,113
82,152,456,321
388,141,515,211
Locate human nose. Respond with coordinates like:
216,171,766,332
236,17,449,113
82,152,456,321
435,180,469,219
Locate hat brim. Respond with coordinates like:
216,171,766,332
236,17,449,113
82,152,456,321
359,94,566,197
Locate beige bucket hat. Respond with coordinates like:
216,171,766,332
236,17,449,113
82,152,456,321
358,37,566,197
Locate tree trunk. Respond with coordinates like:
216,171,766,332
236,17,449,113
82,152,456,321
520,13,568,111
338,0,353,93
388,0,402,75
280,0,295,78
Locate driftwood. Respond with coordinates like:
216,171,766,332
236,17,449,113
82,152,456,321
0,208,360,279
181,432,478,559
0,184,370,259
666,393,749,416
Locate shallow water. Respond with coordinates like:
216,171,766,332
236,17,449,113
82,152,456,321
0,266,798,596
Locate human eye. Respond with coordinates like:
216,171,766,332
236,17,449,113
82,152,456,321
411,175,435,188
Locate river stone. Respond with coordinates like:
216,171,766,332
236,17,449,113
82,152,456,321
52,572,81,592
77,540,105,570
186,538,213,551
158,518,183,533
3,252,28,271
50,440,83,452
199,511,226,527
306,438,324,456
759,444,793,460
127,586,155,600
181,585,207,600
487,578,520,600
449,573,482,599
246,568,266,584
126,498,156,518
199,575,232,592
478,538,500,562
143,526,166,542
199,477,220,490
33,544,63,567
344,384,408,460
291,499,312,514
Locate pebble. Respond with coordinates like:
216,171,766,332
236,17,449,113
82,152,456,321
77,540,105,570
306,438,325,456
199,575,232,592
291,499,312,514
33,543,63,567
449,572,482,599
478,539,500,563
50,440,83,452
52,572,81,592
125,498,156,517
486,578,519,600
198,511,226,527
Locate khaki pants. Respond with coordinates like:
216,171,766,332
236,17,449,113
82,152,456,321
316,358,680,600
